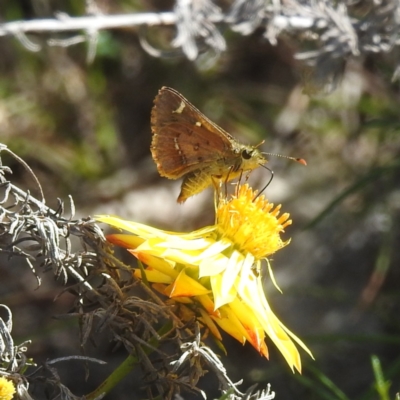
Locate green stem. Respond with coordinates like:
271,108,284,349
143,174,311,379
85,353,140,400
85,322,173,399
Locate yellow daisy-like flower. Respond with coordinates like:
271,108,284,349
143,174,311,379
0,376,16,400
96,184,313,372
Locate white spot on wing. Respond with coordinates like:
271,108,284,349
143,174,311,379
173,101,185,114
174,137,180,151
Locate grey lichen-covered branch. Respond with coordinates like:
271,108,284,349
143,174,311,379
1,0,400,80
0,144,107,287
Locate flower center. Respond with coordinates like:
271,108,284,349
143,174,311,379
216,184,291,259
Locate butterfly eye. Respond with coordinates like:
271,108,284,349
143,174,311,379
242,149,253,160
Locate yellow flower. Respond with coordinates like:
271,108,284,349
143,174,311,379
0,377,16,400
96,184,313,372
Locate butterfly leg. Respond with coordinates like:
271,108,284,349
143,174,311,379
235,169,244,197
224,166,231,198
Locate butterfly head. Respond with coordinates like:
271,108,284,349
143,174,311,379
239,145,267,172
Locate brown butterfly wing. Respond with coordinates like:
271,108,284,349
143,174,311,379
151,87,235,179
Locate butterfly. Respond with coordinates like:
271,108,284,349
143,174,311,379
150,87,266,202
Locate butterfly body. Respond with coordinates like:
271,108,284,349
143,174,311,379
151,87,266,202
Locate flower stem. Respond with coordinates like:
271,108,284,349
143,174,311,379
85,322,173,399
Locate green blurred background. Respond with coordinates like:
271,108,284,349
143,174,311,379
1,1,400,399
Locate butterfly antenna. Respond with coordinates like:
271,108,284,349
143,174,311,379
262,152,307,166
253,152,306,201
253,164,274,201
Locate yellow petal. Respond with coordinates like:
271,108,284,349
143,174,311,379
219,250,243,297
239,277,308,372
235,252,255,295
155,237,213,251
266,258,282,293
211,312,246,345
134,239,204,265
106,233,145,249
194,239,231,261
199,253,230,277
97,215,167,238
228,297,266,354
211,274,237,309
130,250,179,279
169,269,211,297
161,248,203,265
133,268,172,283
195,294,220,317
198,308,222,340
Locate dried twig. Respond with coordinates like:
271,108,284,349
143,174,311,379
1,1,400,85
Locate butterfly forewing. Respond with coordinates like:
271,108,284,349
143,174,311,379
151,87,235,178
